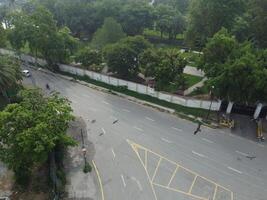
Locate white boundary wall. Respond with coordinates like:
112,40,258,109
0,49,221,111
59,64,221,111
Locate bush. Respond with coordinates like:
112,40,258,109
83,162,92,173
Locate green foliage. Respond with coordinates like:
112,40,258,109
91,17,126,49
104,42,138,78
140,48,187,90
246,0,267,48
75,47,102,69
104,35,151,78
8,6,78,68
201,29,267,103
0,25,7,47
185,0,244,47
119,1,155,35
0,89,76,185
0,55,22,99
200,28,238,77
155,4,186,40
83,162,92,173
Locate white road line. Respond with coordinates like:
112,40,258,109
220,130,225,134
102,101,110,105
131,177,143,191
161,138,172,144
111,148,116,159
171,127,182,132
227,166,243,174
121,174,126,187
133,126,144,132
145,117,155,122
122,109,130,112
101,128,106,135
192,151,206,158
235,150,249,157
201,138,214,144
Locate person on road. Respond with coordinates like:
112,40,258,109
194,121,202,135
46,83,50,90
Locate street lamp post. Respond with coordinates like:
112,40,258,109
80,129,87,166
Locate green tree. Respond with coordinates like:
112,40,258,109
104,42,138,78
75,47,102,68
185,0,244,47
119,2,155,35
140,48,187,90
91,17,126,49
246,0,267,48
0,89,76,185
104,35,151,78
8,7,78,69
201,29,267,103
155,4,186,39
199,28,238,78
0,25,7,47
0,56,22,101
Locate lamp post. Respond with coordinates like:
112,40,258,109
81,129,87,166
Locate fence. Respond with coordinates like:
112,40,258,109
0,48,221,111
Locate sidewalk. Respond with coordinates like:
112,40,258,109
64,117,97,200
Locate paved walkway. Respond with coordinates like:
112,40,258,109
184,66,205,77
64,117,98,200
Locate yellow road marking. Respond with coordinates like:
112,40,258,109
153,183,208,200
132,143,158,200
92,160,105,200
188,175,197,193
127,139,234,200
167,165,179,187
213,185,218,200
152,157,162,182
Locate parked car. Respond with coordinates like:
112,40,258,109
22,70,31,77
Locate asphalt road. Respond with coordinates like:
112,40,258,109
23,67,267,200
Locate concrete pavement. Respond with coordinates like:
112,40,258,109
23,67,267,200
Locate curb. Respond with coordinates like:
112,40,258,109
27,66,175,114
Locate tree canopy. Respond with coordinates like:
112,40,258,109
91,17,126,49
0,89,76,184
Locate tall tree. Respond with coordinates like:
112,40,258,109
119,1,155,35
140,48,187,90
185,0,244,47
0,56,21,101
0,89,76,184
91,17,126,49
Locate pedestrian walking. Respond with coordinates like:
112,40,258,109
194,121,202,135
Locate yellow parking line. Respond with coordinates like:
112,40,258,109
153,183,208,200
167,165,179,187
131,141,233,193
213,185,218,200
92,160,105,200
188,175,197,193
127,139,234,200
152,157,162,182
132,144,158,200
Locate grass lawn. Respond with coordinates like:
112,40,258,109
184,74,203,88
189,83,210,96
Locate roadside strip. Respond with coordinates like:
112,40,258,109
92,160,105,200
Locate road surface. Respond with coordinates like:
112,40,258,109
23,67,267,200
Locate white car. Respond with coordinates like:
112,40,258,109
22,70,31,77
